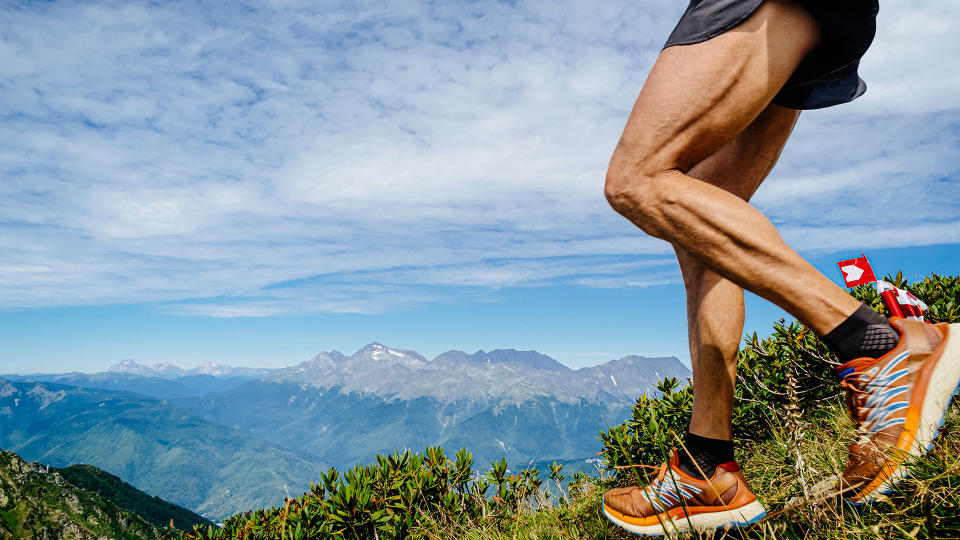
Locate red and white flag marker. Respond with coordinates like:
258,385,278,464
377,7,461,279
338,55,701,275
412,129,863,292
835,254,926,321
876,281,928,321
837,255,877,288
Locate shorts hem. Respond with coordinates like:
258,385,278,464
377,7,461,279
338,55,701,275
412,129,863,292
662,1,763,49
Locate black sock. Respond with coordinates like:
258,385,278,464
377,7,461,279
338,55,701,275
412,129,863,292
821,304,899,365
677,432,734,480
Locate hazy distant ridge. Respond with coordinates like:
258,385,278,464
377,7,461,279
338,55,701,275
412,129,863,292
4,361,277,400
262,343,686,404
108,359,276,379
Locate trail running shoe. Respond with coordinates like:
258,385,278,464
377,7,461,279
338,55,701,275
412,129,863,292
837,318,960,503
602,451,766,536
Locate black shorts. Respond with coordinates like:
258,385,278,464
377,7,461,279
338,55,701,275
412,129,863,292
663,0,879,110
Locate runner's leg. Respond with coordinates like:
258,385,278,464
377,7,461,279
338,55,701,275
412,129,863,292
604,2,861,531
604,0,861,337
678,104,801,441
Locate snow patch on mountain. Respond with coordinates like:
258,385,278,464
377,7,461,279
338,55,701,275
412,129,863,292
108,359,155,376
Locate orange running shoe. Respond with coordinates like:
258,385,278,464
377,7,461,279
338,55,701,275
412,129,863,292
602,451,766,536
837,318,960,503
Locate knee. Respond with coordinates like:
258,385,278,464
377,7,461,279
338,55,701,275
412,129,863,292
603,159,676,234
604,161,650,216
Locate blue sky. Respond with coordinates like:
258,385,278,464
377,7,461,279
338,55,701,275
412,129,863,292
1,1,958,374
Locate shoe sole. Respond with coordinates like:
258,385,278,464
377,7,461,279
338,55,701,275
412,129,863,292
850,322,960,503
603,501,767,537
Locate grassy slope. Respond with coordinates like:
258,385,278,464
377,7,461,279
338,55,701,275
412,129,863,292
57,463,213,531
426,401,960,539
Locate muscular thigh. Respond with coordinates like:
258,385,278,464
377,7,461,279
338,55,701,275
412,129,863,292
611,0,820,179
688,104,799,201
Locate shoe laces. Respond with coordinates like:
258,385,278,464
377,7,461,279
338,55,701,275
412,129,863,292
840,371,872,424
642,459,706,510
840,357,913,433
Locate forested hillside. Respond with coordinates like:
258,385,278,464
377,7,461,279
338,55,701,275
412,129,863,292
56,464,212,531
0,449,163,539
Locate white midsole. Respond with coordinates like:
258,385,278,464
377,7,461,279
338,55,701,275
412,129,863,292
603,500,767,537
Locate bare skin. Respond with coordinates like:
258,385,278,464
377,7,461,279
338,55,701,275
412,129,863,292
605,0,862,439
680,104,800,439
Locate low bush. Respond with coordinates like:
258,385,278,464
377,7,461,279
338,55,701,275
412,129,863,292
183,447,575,539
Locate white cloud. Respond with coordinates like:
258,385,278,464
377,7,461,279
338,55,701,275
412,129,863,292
781,221,960,253
0,0,957,315
855,4,960,114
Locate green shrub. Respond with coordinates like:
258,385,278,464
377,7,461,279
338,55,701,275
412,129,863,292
182,447,546,539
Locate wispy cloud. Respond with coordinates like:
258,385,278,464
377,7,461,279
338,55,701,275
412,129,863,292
1,0,957,316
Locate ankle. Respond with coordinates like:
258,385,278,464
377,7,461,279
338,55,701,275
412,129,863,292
822,304,898,364
677,431,735,480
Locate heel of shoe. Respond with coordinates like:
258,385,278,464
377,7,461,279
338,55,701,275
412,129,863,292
916,323,960,454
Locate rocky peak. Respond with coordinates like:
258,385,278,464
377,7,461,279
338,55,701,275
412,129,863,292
190,362,231,375
355,343,427,368
107,359,155,376
151,362,186,377
0,378,17,399
474,349,569,372
432,349,569,372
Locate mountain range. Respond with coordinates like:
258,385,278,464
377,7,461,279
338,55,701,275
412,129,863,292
259,343,679,403
7,360,274,400
2,344,690,520
176,344,688,466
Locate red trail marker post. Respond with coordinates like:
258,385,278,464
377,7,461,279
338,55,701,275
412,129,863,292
836,254,926,321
